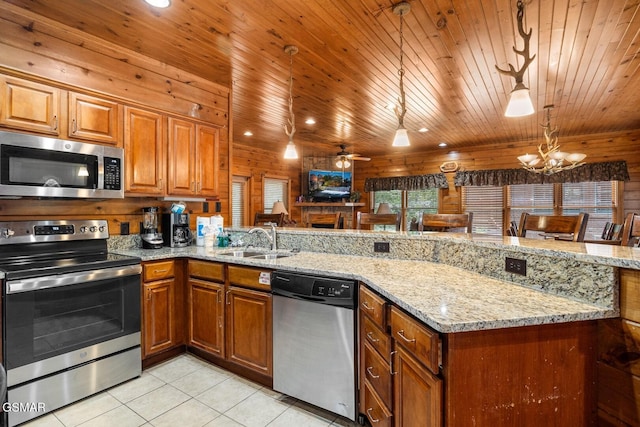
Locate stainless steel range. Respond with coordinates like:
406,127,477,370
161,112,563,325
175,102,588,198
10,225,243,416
0,219,142,426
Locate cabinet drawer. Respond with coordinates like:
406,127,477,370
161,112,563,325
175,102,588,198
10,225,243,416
228,265,272,291
362,313,391,362
143,260,175,281
390,306,440,374
363,341,392,409
362,380,392,427
189,259,224,282
360,286,386,328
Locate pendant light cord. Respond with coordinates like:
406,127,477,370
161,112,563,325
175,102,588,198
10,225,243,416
284,49,296,141
395,10,407,126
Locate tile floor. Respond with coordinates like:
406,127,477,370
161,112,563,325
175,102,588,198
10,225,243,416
21,354,358,427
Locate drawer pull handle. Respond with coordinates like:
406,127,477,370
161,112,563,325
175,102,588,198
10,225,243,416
153,269,168,274
361,301,374,312
390,350,398,375
396,329,416,343
366,366,380,379
366,408,380,423
366,331,380,343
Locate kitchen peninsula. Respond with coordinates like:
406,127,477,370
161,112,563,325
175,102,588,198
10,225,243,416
109,229,635,426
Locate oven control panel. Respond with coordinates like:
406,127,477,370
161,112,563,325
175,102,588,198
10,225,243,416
0,219,109,244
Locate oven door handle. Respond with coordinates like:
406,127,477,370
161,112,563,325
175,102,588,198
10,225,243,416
6,264,142,294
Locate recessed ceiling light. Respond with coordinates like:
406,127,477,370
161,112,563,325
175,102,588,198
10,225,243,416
419,127,429,133
243,131,253,136
144,0,170,8
439,142,447,147
305,118,316,125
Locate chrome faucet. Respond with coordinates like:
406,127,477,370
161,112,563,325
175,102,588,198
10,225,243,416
248,222,277,251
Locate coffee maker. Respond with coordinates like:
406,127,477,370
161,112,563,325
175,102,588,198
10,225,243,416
141,207,163,249
162,213,193,247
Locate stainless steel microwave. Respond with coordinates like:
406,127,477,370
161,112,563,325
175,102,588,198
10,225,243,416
0,130,124,199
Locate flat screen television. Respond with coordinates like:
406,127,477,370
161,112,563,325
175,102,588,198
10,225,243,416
308,169,351,201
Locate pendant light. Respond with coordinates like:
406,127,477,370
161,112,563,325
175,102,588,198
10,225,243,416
391,2,411,147
283,45,299,159
496,0,536,117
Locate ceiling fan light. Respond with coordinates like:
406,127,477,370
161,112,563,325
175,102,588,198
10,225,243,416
392,126,410,147
505,85,535,117
283,140,298,159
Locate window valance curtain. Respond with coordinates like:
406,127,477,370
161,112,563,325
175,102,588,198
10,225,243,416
364,173,449,192
453,161,630,187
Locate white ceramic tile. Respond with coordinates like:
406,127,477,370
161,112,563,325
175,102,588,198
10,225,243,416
204,415,245,427
78,405,146,427
54,393,122,427
20,413,65,427
267,406,333,427
149,398,220,427
195,376,260,413
170,365,230,396
108,373,166,403
146,355,204,383
224,391,290,427
127,384,190,421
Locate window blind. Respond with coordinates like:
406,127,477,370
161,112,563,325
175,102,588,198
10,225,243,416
232,179,246,227
462,186,503,235
263,178,288,214
562,181,616,240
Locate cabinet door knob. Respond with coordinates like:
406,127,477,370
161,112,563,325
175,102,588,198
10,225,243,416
72,118,77,134
52,115,58,130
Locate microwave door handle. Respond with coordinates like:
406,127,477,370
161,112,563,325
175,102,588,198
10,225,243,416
6,264,142,294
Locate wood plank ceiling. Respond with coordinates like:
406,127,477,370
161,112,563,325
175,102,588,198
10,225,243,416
3,0,640,161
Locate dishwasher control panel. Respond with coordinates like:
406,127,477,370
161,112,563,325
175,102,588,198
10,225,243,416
271,271,356,308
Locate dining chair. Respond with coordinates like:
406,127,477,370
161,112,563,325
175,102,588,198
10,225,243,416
356,212,401,231
418,213,473,233
621,212,640,247
253,212,284,227
517,212,589,242
306,212,342,229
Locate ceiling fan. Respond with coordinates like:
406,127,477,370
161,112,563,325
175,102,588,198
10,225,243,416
335,144,371,169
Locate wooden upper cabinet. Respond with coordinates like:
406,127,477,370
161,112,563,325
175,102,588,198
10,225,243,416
124,106,165,195
167,117,196,196
167,117,220,198
0,75,60,135
68,92,121,145
196,124,220,197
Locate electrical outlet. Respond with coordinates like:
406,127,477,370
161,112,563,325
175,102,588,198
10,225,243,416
120,222,130,235
203,202,209,213
374,242,390,253
505,257,527,276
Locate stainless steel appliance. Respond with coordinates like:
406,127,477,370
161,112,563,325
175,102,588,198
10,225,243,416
162,212,193,247
0,130,124,199
0,219,142,426
141,207,163,249
271,271,357,421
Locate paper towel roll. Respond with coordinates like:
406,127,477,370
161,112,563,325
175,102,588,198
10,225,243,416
210,215,224,235
196,216,209,246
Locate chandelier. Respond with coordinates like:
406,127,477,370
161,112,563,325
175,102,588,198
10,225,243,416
517,105,586,174
283,45,299,159
496,0,535,117
391,1,411,147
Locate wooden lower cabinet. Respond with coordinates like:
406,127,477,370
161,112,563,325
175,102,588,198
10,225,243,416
393,345,442,427
188,278,224,357
597,268,640,425
141,260,184,359
226,286,272,376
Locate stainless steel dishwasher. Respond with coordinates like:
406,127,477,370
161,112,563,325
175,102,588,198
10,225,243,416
271,271,357,421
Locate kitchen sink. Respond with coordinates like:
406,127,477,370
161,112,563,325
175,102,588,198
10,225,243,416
218,250,293,259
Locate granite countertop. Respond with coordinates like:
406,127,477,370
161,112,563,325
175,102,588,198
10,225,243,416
115,245,616,334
